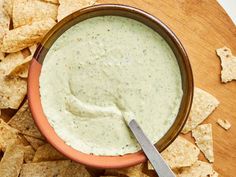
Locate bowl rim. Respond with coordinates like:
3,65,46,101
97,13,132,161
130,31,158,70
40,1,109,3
28,4,194,169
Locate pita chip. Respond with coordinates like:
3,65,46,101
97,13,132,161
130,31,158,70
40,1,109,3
0,119,23,151
20,160,71,177
57,0,96,21
192,124,214,163
24,135,45,150
33,143,66,162
0,0,10,30
43,0,59,4
217,119,231,130
13,0,58,28
182,88,219,134
216,47,236,83
8,101,43,139
1,18,56,53
0,142,24,177
176,161,216,177
148,136,199,170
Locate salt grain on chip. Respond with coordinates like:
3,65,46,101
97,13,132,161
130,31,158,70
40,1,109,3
192,124,214,163
217,119,231,130
12,0,58,28
182,88,219,134
1,18,56,53
216,47,236,83
0,142,24,177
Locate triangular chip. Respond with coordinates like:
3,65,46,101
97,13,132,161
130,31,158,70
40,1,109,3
216,47,236,83
148,136,199,170
20,160,71,177
175,161,216,177
59,161,91,177
1,18,56,53
182,88,219,134
24,135,46,150
33,143,66,162
0,51,25,75
105,163,148,177
0,142,24,177
192,124,214,162
217,119,231,130
0,119,23,151
12,0,58,28
57,0,96,21
8,101,44,139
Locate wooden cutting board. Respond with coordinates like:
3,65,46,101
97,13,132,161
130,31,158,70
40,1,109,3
97,0,236,176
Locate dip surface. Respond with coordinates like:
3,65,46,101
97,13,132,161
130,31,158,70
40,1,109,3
40,16,183,155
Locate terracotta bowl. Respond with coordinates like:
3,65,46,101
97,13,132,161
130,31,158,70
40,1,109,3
28,4,193,169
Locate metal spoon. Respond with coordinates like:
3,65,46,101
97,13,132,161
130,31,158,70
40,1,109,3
122,112,176,177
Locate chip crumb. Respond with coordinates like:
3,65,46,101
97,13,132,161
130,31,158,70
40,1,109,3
175,160,216,177
216,47,236,83
1,18,56,53
192,124,214,163
8,101,44,139
182,87,219,134
33,143,66,162
12,0,58,28
57,0,96,21
217,119,231,130
0,142,24,177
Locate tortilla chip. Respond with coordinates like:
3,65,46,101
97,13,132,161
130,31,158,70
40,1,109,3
217,119,231,130
0,119,24,151
0,142,24,177
175,161,215,177
2,0,13,18
105,164,148,177
20,160,71,177
57,0,96,21
33,143,66,162
148,136,199,170
12,0,58,28
24,135,46,150
0,76,27,109
216,47,236,83
0,0,10,29
59,161,91,177
23,145,35,163
192,124,214,163
8,101,43,139
182,88,219,134
1,18,56,53
0,51,25,75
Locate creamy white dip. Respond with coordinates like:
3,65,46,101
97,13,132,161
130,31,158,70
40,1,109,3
40,16,183,156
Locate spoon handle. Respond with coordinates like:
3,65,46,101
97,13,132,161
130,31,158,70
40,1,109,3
128,119,176,177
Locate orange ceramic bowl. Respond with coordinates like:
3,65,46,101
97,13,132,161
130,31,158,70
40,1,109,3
28,4,193,169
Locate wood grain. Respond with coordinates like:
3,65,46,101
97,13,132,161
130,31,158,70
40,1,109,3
97,0,236,176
